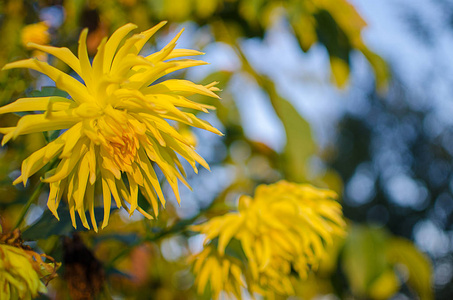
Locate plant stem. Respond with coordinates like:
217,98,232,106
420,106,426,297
13,158,58,230
13,181,45,230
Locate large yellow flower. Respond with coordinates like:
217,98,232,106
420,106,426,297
0,22,221,230
191,180,346,298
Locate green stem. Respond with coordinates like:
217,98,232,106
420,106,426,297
13,181,45,230
13,158,57,230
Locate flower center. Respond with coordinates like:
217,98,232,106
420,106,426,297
95,114,140,174
108,128,138,172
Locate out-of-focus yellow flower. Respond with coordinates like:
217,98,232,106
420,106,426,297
0,230,59,299
191,245,245,299
0,22,221,231
21,22,50,46
21,22,50,61
0,244,46,299
191,180,346,298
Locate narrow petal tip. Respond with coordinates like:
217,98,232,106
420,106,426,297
1,63,13,71
26,42,37,48
12,175,24,185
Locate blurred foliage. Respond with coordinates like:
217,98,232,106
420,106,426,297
0,0,436,300
329,74,453,299
342,225,432,300
292,225,433,300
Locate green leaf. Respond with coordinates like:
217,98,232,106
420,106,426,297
330,56,350,88
43,129,61,143
22,205,118,240
360,47,390,92
342,226,390,298
200,70,232,91
224,238,248,262
368,268,399,300
386,237,433,300
29,86,69,98
341,226,433,300
264,78,315,182
290,12,317,52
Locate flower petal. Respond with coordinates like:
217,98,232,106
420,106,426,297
2,59,93,104
103,23,138,73
26,43,83,76
0,97,74,114
132,21,167,55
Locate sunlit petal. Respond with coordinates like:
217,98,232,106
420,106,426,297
0,22,220,229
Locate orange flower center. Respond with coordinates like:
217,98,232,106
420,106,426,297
95,115,140,175
108,128,139,172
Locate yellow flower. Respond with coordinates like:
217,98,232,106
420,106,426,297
0,229,59,300
0,244,47,299
191,180,346,298
21,22,51,60
0,22,221,231
191,245,245,299
21,22,50,46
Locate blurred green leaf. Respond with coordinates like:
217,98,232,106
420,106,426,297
330,56,350,88
224,238,248,262
342,226,390,298
200,70,233,91
368,268,399,300
341,226,433,300
360,47,390,92
264,78,315,182
314,9,352,63
290,12,317,52
387,237,433,300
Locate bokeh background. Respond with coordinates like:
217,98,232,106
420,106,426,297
0,0,451,299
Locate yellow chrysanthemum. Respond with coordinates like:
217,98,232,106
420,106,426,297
21,22,51,60
191,180,346,298
0,230,59,300
191,245,245,299
0,22,221,231
0,244,47,299
21,22,50,46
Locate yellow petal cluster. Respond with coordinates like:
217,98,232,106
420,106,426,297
0,243,57,299
0,22,221,230
191,180,346,298
21,22,50,47
191,245,245,299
